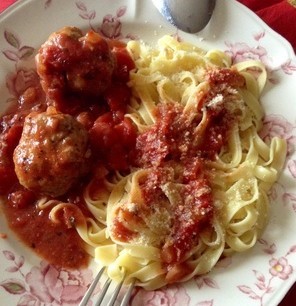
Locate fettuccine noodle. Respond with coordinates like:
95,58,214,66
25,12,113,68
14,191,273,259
49,35,286,289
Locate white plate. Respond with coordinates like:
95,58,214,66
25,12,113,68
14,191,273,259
0,0,296,305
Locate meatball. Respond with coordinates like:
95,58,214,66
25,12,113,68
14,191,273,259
13,107,91,197
35,27,115,110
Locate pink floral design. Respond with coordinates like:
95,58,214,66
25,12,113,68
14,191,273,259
259,114,296,156
75,1,137,40
194,276,219,290
0,251,94,306
279,173,296,212
281,60,296,75
268,183,280,202
2,30,35,63
26,262,93,306
130,285,190,306
288,160,296,179
225,31,296,77
2,29,38,103
76,1,96,28
225,41,272,69
214,256,233,269
253,31,266,42
258,239,277,255
269,257,293,280
283,192,296,212
100,6,126,39
258,114,296,216
6,68,39,98
238,243,296,306
225,39,282,83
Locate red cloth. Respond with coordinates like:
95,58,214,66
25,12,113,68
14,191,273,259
0,0,16,13
240,0,296,51
0,0,295,305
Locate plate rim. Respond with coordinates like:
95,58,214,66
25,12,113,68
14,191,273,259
0,1,295,305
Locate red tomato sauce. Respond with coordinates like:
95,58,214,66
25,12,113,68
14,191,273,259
134,105,216,272
4,193,89,269
0,32,136,269
0,25,244,281
124,68,244,281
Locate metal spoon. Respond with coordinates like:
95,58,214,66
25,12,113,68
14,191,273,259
152,0,216,33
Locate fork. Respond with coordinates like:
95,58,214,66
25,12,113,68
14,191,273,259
79,266,135,306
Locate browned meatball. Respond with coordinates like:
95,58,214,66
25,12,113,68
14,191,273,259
35,27,115,111
13,107,91,197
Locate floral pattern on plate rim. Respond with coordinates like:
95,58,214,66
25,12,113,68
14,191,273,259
0,1,296,305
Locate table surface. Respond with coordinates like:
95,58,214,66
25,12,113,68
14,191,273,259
0,0,295,305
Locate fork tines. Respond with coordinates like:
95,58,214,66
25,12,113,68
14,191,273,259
79,266,135,306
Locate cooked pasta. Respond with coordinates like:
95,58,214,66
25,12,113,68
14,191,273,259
49,35,286,289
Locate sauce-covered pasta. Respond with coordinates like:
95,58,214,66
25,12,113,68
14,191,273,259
0,30,287,289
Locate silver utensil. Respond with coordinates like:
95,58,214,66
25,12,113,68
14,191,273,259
152,0,216,33
78,266,135,306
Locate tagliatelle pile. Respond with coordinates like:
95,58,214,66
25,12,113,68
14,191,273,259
53,35,287,290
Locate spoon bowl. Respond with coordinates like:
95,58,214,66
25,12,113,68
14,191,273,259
152,0,216,33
